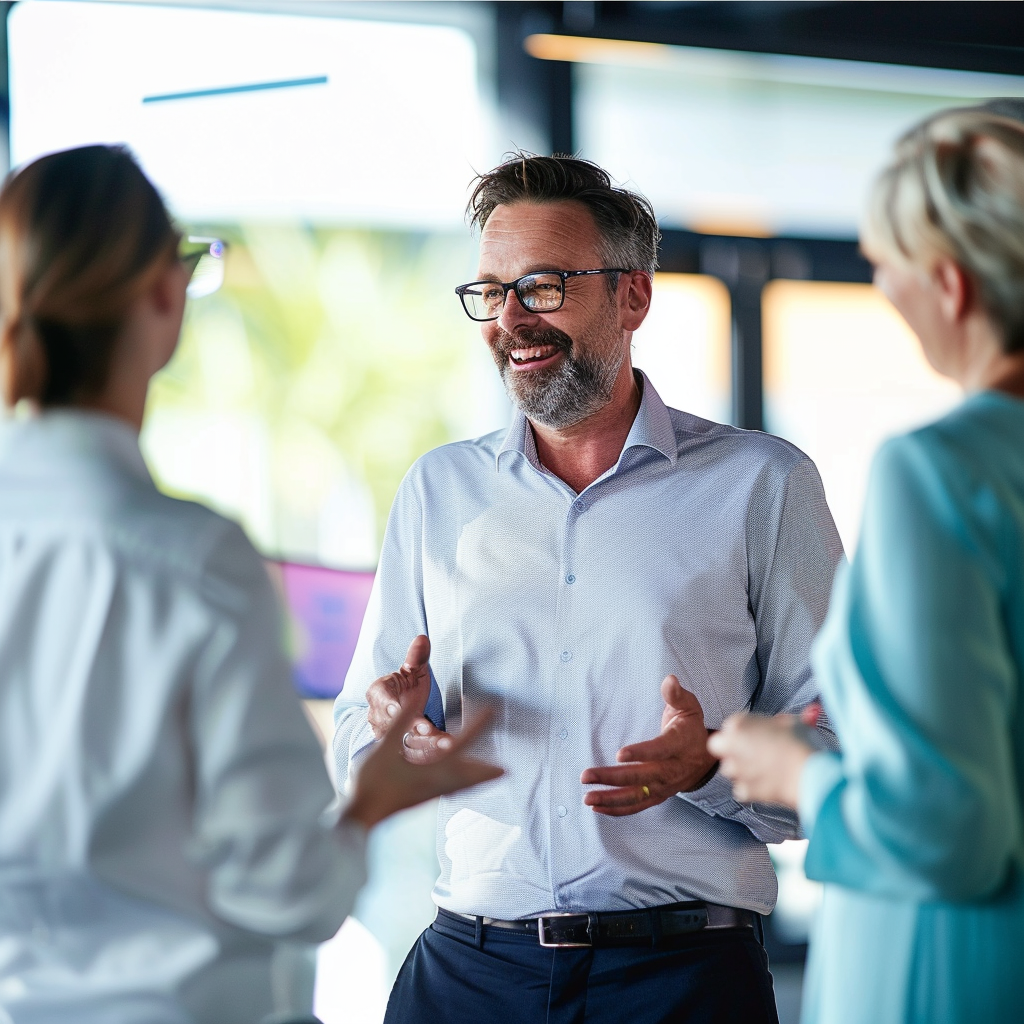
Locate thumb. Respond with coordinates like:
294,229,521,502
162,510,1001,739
661,674,702,714
402,634,431,672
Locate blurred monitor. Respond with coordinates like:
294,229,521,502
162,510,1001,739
267,560,375,699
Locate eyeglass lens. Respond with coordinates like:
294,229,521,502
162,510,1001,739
464,272,565,320
184,239,226,299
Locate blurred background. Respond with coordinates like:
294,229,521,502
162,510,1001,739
4,2,1023,1021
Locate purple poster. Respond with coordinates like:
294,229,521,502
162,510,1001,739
269,561,376,699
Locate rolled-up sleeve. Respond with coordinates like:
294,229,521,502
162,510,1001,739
682,453,844,843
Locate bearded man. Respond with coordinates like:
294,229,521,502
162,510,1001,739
333,155,843,1023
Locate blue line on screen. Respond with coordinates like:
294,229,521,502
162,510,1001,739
142,75,328,104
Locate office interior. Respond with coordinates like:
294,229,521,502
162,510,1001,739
3,2,1022,1021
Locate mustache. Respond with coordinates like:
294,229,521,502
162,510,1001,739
491,325,573,359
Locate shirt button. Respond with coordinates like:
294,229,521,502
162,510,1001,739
560,651,572,663
565,573,576,584
557,805,567,818
559,729,568,740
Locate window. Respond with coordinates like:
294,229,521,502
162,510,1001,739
635,273,731,424
763,280,959,551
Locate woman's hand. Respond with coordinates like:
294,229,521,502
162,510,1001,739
343,704,503,830
707,712,816,809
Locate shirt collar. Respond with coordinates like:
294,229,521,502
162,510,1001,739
0,408,153,485
495,369,678,472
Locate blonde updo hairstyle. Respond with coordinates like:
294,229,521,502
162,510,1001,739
862,108,1024,353
0,145,179,408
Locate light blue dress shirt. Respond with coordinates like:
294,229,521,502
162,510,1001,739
799,391,1024,1024
334,372,843,919
0,411,367,1024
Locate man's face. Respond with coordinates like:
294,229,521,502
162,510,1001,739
476,201,629,430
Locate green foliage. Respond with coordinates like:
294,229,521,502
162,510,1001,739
146,224,495,559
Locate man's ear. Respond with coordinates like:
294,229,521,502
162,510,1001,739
933,258,972,325
621,271,652,332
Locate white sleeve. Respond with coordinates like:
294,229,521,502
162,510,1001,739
188,524,368,942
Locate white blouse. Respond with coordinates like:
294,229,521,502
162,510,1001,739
0,411,366,1024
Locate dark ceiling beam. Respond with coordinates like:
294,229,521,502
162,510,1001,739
505,1,1024,77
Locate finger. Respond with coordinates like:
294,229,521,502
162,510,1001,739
402,634,431,673
366,677,404,721
617,733,678,763
402,729,454,757
660,674,703,714
588,794,659,816
581,764,656,787
583,785,658,810
801,702,822,727
445,707,497,753
717,712,747,736
706,731,731,758
374,703,423,756
444,757,504,789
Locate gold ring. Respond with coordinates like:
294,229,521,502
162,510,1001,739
641,785,651,798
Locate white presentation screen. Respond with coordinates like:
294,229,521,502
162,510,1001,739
8,1,488,227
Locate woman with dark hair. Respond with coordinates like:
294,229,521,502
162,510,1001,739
0,145,499,1024
709,108,1024,1023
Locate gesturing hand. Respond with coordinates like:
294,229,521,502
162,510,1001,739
365,635,453,763
581,675,719,816
345,704,503,830
707,712,815,809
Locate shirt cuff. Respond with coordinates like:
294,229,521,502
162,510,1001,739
798,750,844,839
677,763,744,816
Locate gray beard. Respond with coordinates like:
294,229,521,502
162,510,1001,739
494,329,625,430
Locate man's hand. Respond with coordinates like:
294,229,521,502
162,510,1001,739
581,675,718,816
365,635,453,763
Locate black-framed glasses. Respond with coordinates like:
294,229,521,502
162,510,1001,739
179,236,228,299
455,268,630,321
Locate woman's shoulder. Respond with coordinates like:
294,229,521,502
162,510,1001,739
108,486,268,614
864,394,1024,568
876,393,1024,485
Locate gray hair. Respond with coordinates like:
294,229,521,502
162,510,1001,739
862,107,1024,352
467,153,660,276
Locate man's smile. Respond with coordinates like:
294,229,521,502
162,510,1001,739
509,345,562,369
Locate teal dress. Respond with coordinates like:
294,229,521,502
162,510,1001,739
799,391,1024,1024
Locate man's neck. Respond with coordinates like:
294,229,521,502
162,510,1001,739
529,366,643,494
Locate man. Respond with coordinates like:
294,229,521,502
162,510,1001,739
333,155,843,1023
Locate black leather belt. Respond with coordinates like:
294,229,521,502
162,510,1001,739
440,901,757,949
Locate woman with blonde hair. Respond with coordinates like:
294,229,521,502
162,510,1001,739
709,107,1024,1023
0,144,499,1024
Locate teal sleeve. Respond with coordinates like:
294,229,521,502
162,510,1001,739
801,433,1020,902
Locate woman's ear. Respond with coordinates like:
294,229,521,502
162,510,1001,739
933,258,973,326
145,258,188,372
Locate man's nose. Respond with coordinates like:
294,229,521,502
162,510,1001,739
496,287,541,335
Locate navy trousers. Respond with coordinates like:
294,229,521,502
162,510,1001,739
384,910,780,1024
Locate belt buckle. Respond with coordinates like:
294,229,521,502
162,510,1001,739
537,913,592,948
